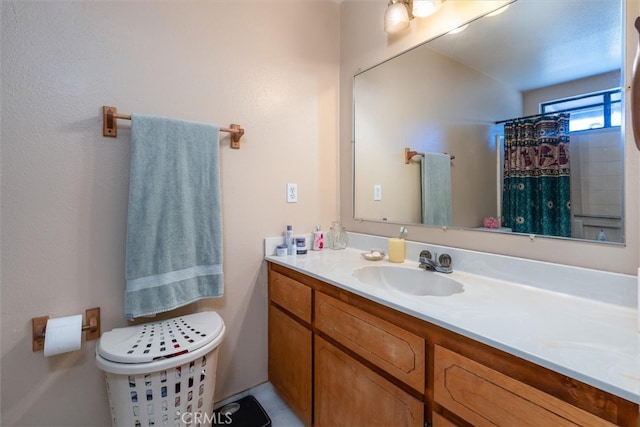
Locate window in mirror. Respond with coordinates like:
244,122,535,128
542,88,622,132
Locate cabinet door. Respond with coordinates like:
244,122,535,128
433,345,616,427
314,336,423,427
268,305,312,425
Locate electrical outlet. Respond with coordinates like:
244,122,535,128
374,184,382,201
287,183,298,203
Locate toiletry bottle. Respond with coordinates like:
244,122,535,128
312,225,324,251
286,225,294,255
597,229,607,241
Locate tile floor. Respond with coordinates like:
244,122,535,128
214,382,304,426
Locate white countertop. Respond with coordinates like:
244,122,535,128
265,234,640,404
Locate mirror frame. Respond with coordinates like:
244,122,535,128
339,0,639,274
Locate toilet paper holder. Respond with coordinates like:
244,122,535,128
32,307,101,352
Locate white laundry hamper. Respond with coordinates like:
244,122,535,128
96,311,225,427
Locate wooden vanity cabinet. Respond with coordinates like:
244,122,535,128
267,262,639,427
268,268,313,425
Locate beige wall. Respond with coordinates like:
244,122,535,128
340,0,640,274
354,42,520,227
1,2,339,425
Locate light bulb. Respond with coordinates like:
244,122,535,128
413,0,442,19
384,2,410,34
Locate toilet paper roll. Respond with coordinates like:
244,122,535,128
44,314,83,357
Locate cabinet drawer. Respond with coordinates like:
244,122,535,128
269,270,312,323
315,292,425,392
433,345,616,427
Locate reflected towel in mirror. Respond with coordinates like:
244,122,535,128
421,153,452,227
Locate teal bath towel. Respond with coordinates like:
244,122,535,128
125,114,223,320
421,153,452,227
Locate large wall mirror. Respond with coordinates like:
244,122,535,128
353,0,624,244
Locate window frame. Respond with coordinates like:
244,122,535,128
540,88,622,131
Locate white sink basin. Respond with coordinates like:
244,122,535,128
353,265,464,297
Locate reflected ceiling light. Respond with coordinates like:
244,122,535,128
447,24,468,35
486,5,509,17
412,0,442,18
384,0,411,34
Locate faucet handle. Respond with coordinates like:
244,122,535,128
419,250,433,261
438,254,452,268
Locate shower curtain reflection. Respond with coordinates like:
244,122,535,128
502,114,571,237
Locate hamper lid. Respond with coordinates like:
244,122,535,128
97,311,224,364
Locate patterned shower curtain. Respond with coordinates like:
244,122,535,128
502,114,571,237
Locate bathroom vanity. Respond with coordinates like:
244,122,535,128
265,236,639,427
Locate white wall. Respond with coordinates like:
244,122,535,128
340,0,640,274
1,2,339,425
570,129,623,242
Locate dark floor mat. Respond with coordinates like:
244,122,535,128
212,395,272,427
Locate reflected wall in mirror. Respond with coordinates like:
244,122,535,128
353,0,624,243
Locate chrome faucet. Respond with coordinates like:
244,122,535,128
418,250,453,274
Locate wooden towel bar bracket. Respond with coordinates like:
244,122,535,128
102,106,245,149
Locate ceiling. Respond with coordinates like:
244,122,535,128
427,0,623,92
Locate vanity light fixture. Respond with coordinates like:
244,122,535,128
384,0,412,34
412,0,442,18
384,0,445,34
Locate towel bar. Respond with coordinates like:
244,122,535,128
102,106,245,149
404,147,455,164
